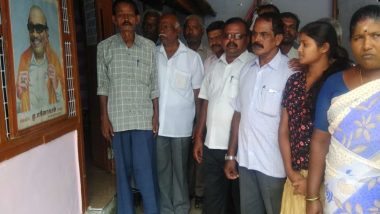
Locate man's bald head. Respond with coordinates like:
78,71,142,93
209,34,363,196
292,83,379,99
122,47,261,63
28,5,47,26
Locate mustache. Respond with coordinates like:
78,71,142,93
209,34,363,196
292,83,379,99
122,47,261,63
226,42,237,48
159,33,167,38
252,42,264,49
31,37,42,43
122,20,132,26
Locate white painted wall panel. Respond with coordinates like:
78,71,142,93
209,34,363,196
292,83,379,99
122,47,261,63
0,131,82,214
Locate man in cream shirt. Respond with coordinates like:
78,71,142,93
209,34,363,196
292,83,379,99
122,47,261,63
156,13,204,214
193,17,254,214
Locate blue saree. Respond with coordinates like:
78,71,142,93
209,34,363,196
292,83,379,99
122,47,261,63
325,79,380,214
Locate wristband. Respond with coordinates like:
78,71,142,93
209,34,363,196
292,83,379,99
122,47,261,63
224,154,236,161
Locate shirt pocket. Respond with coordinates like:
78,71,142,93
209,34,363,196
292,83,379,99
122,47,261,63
170,68,192,101
258,86,282,117
134,59,150,86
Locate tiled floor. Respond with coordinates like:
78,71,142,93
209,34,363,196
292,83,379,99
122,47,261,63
86,163,202,214
86,164,116,214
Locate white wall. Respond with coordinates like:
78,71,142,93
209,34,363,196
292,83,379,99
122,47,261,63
337,0,378,59
271,0,332,28
0,131,82,214
204,0,331,29
205,0,253,25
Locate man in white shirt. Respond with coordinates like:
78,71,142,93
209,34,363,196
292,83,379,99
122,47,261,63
280,12,300,59
224,13,293,214
193,17,255,214
183,15,210,62
203,20,225,72
183,16,210,206
156,13,204,214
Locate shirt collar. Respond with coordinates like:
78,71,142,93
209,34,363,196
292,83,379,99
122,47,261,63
252,49,283,70
31,53,47,65
159,40,188,56
197,43,206,52
117,33,142,48
219,50,252,65
287,46,298,57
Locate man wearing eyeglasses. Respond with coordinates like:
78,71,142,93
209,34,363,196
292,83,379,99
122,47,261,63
224,13,293,214
193,17,254,214
17,5,64,113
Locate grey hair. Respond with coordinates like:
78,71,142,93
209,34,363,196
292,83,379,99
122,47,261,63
161,13,181,30
184,14,204,29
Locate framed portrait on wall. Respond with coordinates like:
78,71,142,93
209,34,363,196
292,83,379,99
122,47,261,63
9,0,66,130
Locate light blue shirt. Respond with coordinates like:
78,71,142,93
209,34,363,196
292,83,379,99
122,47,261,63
234,50,293,178
29,54,62,111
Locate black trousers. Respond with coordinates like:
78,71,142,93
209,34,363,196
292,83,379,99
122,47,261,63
202,146,240,214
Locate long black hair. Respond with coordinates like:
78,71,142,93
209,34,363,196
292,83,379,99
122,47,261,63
300,21,352,116
300,21,351,80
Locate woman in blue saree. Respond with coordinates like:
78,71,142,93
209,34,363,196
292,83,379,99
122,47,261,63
306,5,380,214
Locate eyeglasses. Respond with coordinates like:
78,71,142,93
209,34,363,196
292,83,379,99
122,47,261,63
223,33,247,40
27,23,48,33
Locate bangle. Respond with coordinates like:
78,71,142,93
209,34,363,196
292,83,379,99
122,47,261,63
305,196,320,202
224,154,236,161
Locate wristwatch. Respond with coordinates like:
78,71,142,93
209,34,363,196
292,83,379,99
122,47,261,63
224,154,236,161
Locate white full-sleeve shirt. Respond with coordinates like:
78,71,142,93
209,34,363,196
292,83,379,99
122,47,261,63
234,50,293,178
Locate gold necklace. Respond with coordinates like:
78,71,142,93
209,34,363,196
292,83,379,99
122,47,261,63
358,66,363,85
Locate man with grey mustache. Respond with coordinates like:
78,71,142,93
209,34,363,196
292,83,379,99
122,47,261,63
155,12,204,214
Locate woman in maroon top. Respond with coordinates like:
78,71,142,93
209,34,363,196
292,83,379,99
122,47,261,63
278,21,351,213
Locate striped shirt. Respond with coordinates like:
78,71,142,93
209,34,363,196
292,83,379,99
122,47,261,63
97,34,159,132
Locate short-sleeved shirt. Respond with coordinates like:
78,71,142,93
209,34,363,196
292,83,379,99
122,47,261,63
199,51,255,150
97,34,159,132
314,72,348,132
282,71,319,170
156,41,204,137
234,50,293,178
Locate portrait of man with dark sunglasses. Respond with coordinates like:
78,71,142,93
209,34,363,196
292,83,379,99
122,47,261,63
16,5,64,115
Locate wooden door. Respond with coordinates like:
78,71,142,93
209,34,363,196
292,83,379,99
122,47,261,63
87,0,115,172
